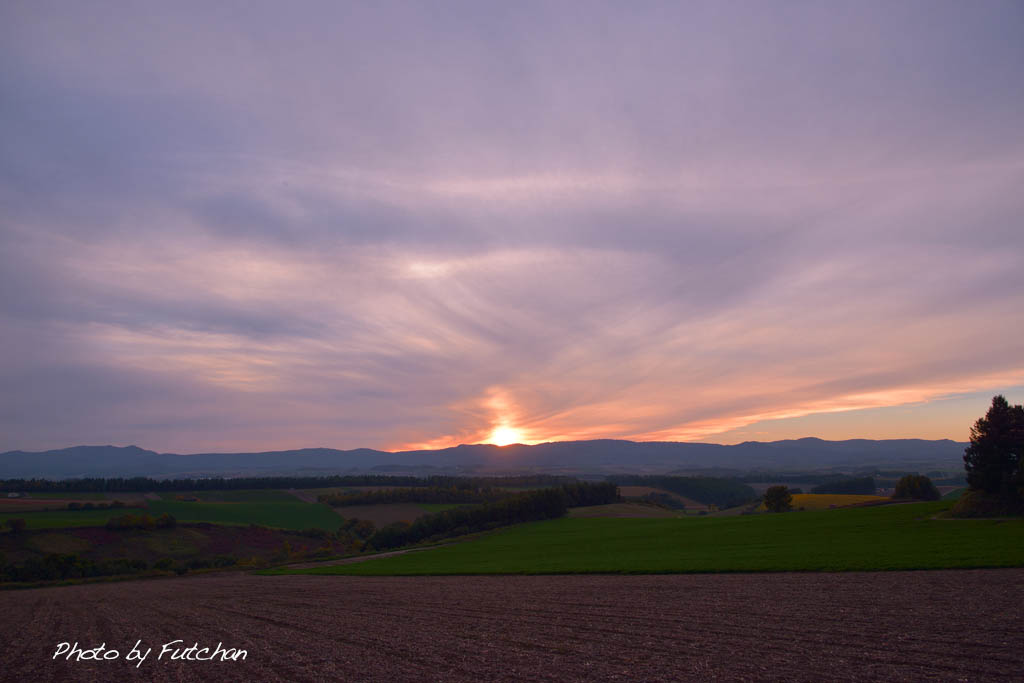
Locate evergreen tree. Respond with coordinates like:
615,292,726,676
963,395,1024,497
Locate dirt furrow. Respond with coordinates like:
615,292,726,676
2,570,1022,682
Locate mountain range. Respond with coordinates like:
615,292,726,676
0,438,968,480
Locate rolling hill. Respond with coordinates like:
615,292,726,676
0,437,966,479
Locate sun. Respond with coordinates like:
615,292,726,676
488,425,523,447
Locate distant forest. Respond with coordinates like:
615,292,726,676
0,474,573,494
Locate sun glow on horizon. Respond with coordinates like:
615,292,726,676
488,425,524,447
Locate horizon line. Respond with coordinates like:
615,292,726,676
1,435,968,457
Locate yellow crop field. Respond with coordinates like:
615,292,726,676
790,494,889,510
756,493,889,512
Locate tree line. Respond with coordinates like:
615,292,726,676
0,551,245,583
365,482,619,551
0,473,574,493
1,554,151,583
320,486,505,507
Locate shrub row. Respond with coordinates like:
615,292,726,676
105,513,177,530
67,501,127,510
2,554,149,583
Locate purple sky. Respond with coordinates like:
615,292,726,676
2,1,1022,453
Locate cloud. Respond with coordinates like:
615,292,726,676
1,1,1023,451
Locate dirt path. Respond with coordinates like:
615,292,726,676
285,489,317,503
2,569,1022,681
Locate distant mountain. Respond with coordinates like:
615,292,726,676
0,438,967,480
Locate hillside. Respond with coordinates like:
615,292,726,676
0,438,966,479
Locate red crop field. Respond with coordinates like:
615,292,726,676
3,569,1022,681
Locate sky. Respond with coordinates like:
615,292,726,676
1,1,1023,453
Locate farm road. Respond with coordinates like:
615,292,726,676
2,569,1022,682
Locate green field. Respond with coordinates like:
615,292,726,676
276,500,1024,576
158,490,303,503
145,501,343,531
0,508,146,529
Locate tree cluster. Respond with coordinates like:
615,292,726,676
105,513,177,530
892,474,940,501
762,486,793,513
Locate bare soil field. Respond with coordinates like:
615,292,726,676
0,496,149,512
0,523,328,567
618,486,708,510
567,502,682,518
2,569,1022,682
327,502,428,526
0,498,73,512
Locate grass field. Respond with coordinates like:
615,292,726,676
145,500,343,530
0,507,146,529
275,500,1024,576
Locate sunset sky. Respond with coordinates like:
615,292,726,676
2,1,1022,453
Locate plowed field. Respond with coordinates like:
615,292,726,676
3,569,1022,681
